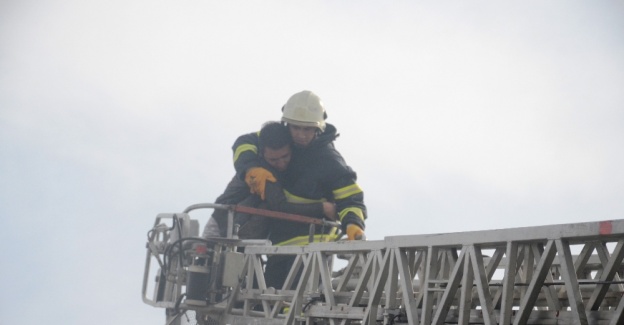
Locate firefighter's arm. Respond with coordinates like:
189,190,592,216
232,131,261,179
317,147,367,239
232,131,277,199
333,181,367,240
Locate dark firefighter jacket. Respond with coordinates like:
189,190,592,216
232,123,367,245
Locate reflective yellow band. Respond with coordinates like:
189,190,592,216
338,207,365,222
233,144,257,163
332,184,363,200
283,190,326,204
275,228,339,246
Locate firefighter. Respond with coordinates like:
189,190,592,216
203,121,336,239
232,90,367,289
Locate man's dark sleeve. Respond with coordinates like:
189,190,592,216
211,176,252,235
264,182,326,219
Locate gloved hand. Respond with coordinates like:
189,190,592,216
346,224,365,241
244,167,276,200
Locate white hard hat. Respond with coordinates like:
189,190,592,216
281,90,327,131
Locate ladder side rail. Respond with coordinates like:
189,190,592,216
384,220,624,248
380,220,624,325
146,213,624,324
298,220,624,324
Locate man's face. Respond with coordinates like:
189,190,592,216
288,125,317,148
262,145,292,172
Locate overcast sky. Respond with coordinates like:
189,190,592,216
1,1,623,324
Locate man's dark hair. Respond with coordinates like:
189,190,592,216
258,121,292,152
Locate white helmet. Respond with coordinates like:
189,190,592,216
281,90,327,132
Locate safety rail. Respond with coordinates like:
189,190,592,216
143,204,624,325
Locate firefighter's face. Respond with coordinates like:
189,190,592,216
262,145,292,172
288,125,317,148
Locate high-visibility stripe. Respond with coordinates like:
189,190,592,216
332,184,363,200
283,190,326,204
275,228,339,246
233,144,257,163
338,207,365,222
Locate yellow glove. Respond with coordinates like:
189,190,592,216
244,167,276,200
346,224,365,241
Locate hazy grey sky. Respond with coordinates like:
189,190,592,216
1,1,623,324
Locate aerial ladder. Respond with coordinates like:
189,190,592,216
143,203,624,324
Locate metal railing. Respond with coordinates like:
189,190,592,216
143,204,624,325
